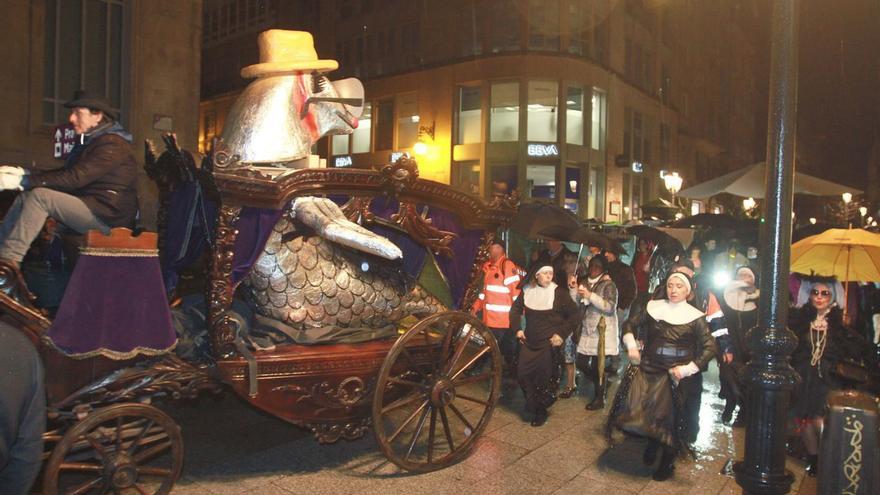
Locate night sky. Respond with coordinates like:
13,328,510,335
792,0,880,187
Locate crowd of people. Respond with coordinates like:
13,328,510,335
472,232,877,482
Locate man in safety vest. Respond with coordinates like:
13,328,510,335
472,239,522,376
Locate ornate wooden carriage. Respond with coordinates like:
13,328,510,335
0,143,518,494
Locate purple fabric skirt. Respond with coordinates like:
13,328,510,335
45,253,177,360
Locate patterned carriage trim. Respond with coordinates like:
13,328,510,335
79,247,160,257
41,335,177,361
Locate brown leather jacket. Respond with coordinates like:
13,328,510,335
28,128,138,228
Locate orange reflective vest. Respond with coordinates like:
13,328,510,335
472,256,522,329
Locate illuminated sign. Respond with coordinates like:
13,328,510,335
631,161,644,173
335,156,353,167
527,143,559,157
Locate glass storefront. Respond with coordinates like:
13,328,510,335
527,81,558,142
351,102,372,153
456,86,481,144
452,160,481,195
591,88,606,150
375,99,394,151
489,165,518,195
526,164,556,200
396,92,419,149
566,87,584,145
490,82,519,142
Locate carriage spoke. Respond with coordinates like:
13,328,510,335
439,406,455,452
381,391,425,415
427,406,437,463
137,466,173,477
404,406,430,461
455,393,490,407
133,483,150,495
59,462,104,472
127,419,155,456
68,475,105,495
387,400,429,444
85,434,108,459
421,328,440,374
447,402,475,432
115,417,124,452
440,322,456,367
449,345,492,381
444,324,475,375
451,372,492,387
132,440,172,465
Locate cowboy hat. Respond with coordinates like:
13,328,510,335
240,30,338,78
64,90,118,120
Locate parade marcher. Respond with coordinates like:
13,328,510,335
471,240,522,376
632,239,654,299
510,265,580,426
0,90,138,268
608,271,716,481
574,254,619,410
718,266,760,425
532,238,578,289
0,323,45,494
789,277,868,476
604,249,636,375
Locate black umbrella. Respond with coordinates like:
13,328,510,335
669,213,742,230
537,224,622,253
508,202,581,239
626,225,684,253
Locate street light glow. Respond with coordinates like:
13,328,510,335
742,197,756,211
842,192,853,203
663,172,683,195
809,217,817,224
413,141,428,156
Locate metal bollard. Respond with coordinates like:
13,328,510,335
818,390,879,495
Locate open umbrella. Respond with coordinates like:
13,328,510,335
537,224,620,253
626,225,684,254
790,228,880,318
508,202,581,239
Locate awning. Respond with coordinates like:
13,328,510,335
678,162,861,199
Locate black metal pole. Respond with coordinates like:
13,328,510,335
733,1,800,494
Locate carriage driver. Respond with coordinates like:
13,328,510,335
0,90,139,268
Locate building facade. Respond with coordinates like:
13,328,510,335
200,0,763,221
0,0,203,228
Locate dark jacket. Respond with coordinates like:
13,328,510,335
623,305,717,372
532,246,578,289
27,122,138,228
0,323,45,495
608,259,636,311
510,285,580,349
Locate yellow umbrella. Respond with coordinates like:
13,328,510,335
790,227,880,318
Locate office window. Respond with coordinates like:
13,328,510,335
488,0,520,53
375,99,394,151
351,102,372,153
452,160,481,196
565,87,584,145
527,164,556,200
44,0,126,125
593,15,609,64
528,0,560,52
396,93,419,149
457,2,482,57
622,173,631,220
527,81,557,142
332,134,349,155
591,88,606,150
587,167,599,219
490,82,519,142
564,167,580,213
456,86,482,144
566,1,589,56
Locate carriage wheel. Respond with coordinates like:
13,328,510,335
373,311,502,472
43,403,183,495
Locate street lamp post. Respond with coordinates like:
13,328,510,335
842,192,853,226
663,172,683,210
733,1,800,494
742,197,757,217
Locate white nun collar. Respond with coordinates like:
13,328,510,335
647,299,705,325
524,282,558,311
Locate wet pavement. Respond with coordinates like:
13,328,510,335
162,364,817,494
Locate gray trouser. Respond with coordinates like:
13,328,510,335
0,187,109,262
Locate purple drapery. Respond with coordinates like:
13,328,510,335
162,182,217,292
46,255,177,359
231,207,284,285
423,208,485,308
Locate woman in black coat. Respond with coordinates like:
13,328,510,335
608,272,716,481
510,265,580,427
789,278,867,476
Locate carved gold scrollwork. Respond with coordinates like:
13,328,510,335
273,376,372,414
390,202,458,258
306,418,371,444
208,205,243,356
377,154,419,194
340,196,376,224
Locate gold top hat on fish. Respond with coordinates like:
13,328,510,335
240,30,338,78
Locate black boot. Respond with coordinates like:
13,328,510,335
531,406,548,427
805,455,818,477
652,446,677,481
721,400,736,424
643,441,659,466
585,384,606,410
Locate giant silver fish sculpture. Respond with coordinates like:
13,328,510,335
246,197,446,331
